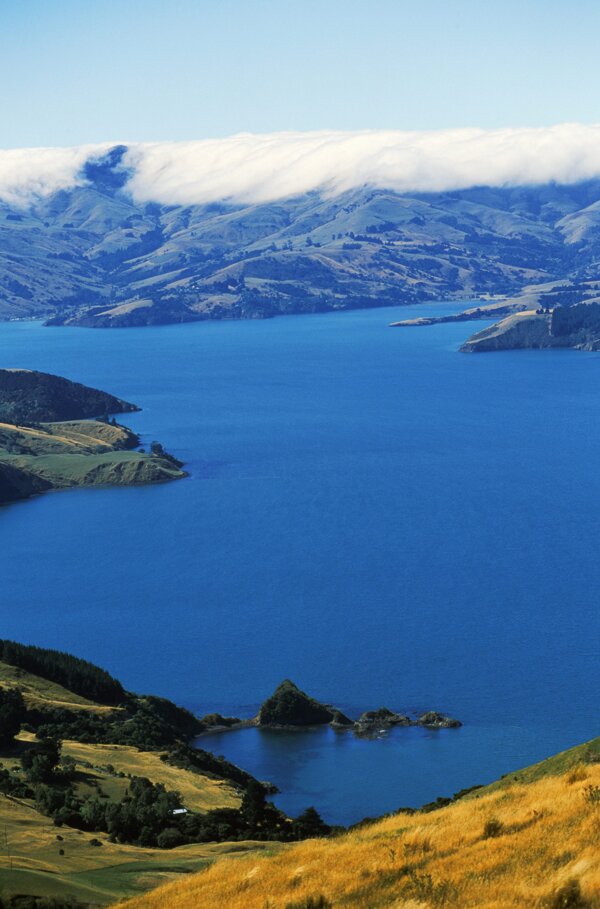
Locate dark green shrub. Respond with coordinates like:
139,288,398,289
285,897,332,909
483,816,504,838
546,878,589,909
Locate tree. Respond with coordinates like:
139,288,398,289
0,688,25,747
21,737,61,783
292,806,331,839
156,827,186,849
240,780,267,829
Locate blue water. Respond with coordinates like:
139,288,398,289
1,304,599,825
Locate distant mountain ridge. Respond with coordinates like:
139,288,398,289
3,146,600,326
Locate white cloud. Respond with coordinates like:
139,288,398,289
3,125,600,206
0,143,113,206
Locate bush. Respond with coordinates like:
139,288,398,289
156,827,186,849
583,784,600,805
285,898,332,909
545,878,589,909
0,688,26,746
483,817,504,838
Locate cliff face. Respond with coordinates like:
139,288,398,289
0,461,50,502
461,311,553,352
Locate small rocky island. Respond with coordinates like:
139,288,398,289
199,680,461,738
0,369,185,505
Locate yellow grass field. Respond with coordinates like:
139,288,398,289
115,761,600,909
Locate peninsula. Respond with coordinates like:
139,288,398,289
0,369,185,505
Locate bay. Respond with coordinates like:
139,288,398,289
1,303,599,824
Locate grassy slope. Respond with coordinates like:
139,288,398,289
0,419,184,491
115,737,600,909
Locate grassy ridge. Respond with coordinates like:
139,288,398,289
115,738,600,909
0,660,117,714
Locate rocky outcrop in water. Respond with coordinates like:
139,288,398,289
253,681,461,735
354,708,411,736
415,711,462,729
256,680,351,728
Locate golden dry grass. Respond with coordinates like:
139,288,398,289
115,763,600,909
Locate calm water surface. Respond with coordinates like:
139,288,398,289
1,304,599,824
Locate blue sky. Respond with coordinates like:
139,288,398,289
2,0,600,147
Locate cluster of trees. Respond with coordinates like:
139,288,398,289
0,640,125,705
551,301,600,337
32,767,184,847
0,688,26,746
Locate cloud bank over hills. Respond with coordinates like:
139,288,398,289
3,124,600,206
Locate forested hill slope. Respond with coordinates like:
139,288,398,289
4,146,600,327
0,368,137,423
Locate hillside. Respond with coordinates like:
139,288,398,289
4,147,600,327
115,737,600,909
0,370,185,505
0,419,185,505
1,643,598,908
0,642,334,906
